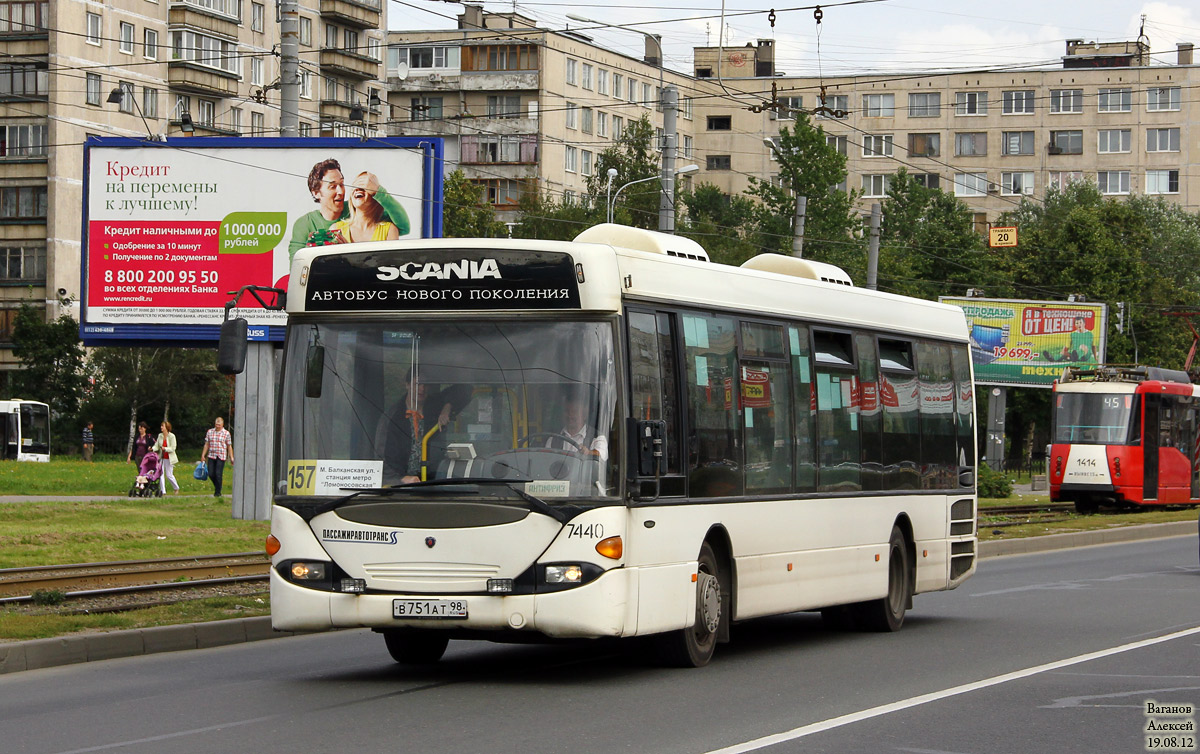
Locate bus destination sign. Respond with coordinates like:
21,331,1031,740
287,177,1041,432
305,249,582,311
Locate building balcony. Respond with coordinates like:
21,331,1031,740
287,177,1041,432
318,48,383,80
319,99,363,123
459,71,539,91
318,0,381,30
167,62,240,97
167,6,240,38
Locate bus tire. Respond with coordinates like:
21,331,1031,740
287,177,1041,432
382,629,449,664
655,541,724,667
852,526,910,632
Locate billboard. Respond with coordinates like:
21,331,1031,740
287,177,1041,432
81,137,443,344
939,297,1108,388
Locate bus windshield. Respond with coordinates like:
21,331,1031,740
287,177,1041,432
1053,392,1136,445
277,319,619,500
19,403,50,455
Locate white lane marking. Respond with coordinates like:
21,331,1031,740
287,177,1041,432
702,625,1200,754
51,716,277,754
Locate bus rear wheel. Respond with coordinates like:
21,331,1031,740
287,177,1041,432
382,629,450,664
655,541,724,668
852,526,911,632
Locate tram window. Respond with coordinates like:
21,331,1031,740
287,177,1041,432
790,325,817,491
816,369,861,492
951,344,975,471
857,334,883,491
684,313,742,497
918,341,956,490
628,311,682,484
742,360,791,494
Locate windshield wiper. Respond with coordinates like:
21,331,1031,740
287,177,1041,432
412,477,568,523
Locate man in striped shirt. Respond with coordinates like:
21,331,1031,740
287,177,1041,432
201,417,234,498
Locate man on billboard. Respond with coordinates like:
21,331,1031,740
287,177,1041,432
288,158,410,261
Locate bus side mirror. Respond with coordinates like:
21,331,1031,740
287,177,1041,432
305,345,325,398
217,318,248,375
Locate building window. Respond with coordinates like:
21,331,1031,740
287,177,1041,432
565,102,577,129
565,58,577,85
1146,128,1180,152
1049,89,1082,113
707,115,731,131
597,111,608,137
627,77,637,103
642,82,652,108
343,29,358,52
172,30,240,74
611,73,622,100
86,12,101,45
581,149,593,177
953,172,988,197
0,244,46,282
474,179,530,208
908,132,939,157
300,16,311,46
117,81,134,113
143,87,158,119
299,70,312,99
325,23,338,49
612,116,623,139
908,92,940,117
562,190,575,205
1048,171,1083,190
913,173,940,189
825,134,847,155
1145,169,1179,194
230,107,243,133
250,57,263,86
1001,131,1034,155
706,155,731,171
251,111,265,136
462,44,536,71
771,96,803,120
409,96,442,120
1097,129,1130,154
816,94,848,118
1097,170,1130,194
862,93,894,117
119,22,135,53
564,145,577,173
862,174,891,197
1,1,49,32
0,186,47,220
1002,90,1035,114
144,28,158,60
1146,86,1180,112
299,121,312,137
196,98,215,127
486,95,520,118
1,63,47,96
597,69,608,95
1001,171,1034,195
395,45,459,70
1097,88,1132,112
462,134,537,164
682,134,693,158
1050,130,1082,154
955,91,987,115
955,132,987,156
251,2,264,32
85,73,102,105
862,134,893,157
581,63,592,90
581,106,593,134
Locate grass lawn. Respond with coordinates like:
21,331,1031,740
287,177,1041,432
0,597,271,642
0,456,213,496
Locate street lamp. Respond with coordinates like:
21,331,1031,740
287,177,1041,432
608,164,698,224
107,86,162,141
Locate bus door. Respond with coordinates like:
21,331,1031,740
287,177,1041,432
1,412,14,460
1143,394,1161,501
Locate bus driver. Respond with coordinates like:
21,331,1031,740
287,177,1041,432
546,391,608,461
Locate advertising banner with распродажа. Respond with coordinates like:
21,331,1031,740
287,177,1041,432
80,136,440,344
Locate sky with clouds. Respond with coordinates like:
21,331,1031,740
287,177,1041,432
387,0,1200,75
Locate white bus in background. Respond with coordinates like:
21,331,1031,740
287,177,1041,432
1,399,50,462
222,224,978,667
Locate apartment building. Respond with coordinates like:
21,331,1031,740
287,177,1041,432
693,38,1198,225
0,0,386,381
383,6,698,220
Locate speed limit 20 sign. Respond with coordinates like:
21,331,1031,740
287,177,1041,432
989,226,1018,247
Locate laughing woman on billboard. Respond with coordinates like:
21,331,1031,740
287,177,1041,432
288,158,410,261
330,172,402,244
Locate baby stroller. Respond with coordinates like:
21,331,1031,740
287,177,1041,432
129,453,164,498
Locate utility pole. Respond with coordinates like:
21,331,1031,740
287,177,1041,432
790,195,806,257
658,85,678,233
866,203,881,290
278,0,300,137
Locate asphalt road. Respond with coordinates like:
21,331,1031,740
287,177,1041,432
1,538,1196,754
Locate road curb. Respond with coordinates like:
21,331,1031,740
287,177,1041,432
0,521,1194,675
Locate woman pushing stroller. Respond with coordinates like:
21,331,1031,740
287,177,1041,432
151,421,180,494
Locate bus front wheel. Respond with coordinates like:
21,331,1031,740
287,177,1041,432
382,629,449,664
852,526,911,632
655,541,725,668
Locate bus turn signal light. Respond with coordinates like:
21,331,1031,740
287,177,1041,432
266,534,281,557
595,536,623,560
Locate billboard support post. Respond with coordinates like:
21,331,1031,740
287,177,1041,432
986,386,1007,472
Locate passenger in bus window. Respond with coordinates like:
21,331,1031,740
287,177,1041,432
375,373,470,484
546,391,608,461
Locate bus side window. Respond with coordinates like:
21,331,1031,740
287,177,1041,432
683,313,742,497
627,311,682,494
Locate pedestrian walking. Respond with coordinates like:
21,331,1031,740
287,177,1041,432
82,422,94,462
152,421,180,494
127,421,152,466
201,417,234,498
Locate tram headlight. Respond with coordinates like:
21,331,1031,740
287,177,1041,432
544,564,584,583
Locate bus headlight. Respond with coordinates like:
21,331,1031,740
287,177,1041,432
545,565,583,583
290,561,327,580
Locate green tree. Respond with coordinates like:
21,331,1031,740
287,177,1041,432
512,193,602,241
678,182,760,265
442,170,505,238
746,113,863,273
586,114,661,228
11,304,87,417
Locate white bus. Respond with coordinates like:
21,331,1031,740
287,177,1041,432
228,225,978,667
1,399,50,462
